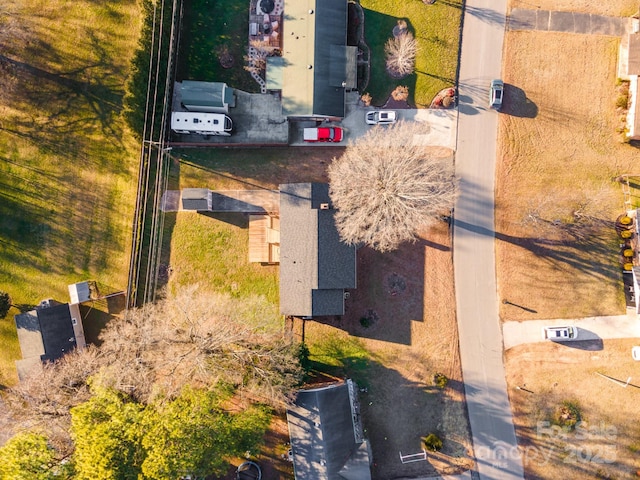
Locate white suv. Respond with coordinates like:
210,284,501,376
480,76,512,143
542,326,578,341
366,110,397,125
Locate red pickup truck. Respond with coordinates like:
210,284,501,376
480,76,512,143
303,127,343,142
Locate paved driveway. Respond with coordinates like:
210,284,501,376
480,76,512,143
508,8,630,35
503,315,640,350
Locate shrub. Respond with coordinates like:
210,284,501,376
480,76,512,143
616,94,629,109
422,433,443,451
553,400,581,429
391,86,409,101
384,32,418,78
359,317,372,328
0,291,10,318
433,373,448,389
297,343,311,373
360,92,372,107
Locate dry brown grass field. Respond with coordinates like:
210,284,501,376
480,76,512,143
496,31,638,321
505,339,640,479
498,5,640,479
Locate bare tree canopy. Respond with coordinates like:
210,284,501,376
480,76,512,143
328,121,457,252
385,32,418,78
96,286,302,407
1,286,303,456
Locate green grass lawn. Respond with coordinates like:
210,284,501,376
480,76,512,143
176,0,462,106
164,212,279,305
177,0,258,91
360,0,462,107
0,0,142,385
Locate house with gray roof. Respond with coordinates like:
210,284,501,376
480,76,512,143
277,0,357,118
279,183,356,317
14,301,86,380
287,380,371,480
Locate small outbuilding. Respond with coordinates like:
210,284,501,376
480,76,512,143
181,188,211,211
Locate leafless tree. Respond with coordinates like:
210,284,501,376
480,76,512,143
1,347,103,456
95,286,302,407
328,121,457,252
1,286,302,451
385,32,418,78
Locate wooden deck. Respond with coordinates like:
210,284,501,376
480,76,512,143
249,215,280,263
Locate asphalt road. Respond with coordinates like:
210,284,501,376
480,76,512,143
453,1,525,479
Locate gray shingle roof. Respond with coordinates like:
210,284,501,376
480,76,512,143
287,381,371,480
279,183,356,317
15,303,76,365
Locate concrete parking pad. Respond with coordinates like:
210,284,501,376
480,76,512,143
549,11,575,33
509,8,630,36
507,9,536,30
502,315,640,350
534,10,550,30
590,15,627,35
572,12,591,34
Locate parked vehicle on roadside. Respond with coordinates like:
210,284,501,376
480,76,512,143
489,79,504,110
542,325,578,341
632,346,640,360
365,110,397,125
303,127,343,142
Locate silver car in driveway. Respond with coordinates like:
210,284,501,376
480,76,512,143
542,325,578,341
489,79,504,110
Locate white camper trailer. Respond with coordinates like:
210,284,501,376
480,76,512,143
171,112,233,136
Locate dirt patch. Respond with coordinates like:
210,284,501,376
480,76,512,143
504,339,640,479
301,222,473,479
221,414,294,480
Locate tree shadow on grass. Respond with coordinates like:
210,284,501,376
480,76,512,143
0,51,126,157
456,179,620,282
